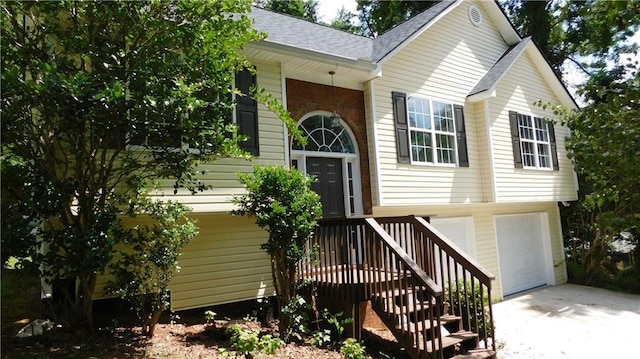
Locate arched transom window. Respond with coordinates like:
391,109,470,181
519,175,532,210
292,114,355,153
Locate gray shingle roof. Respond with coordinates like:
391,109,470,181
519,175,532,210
249,2,455,64
371,1,456,62
468,37,531,97
249,7,372,62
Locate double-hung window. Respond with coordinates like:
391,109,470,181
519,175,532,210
408,97,457,164
392,91,469,167
509,111,559,170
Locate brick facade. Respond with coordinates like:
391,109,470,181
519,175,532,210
286,78,372,215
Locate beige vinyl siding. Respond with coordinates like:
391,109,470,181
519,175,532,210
373,1,508,206
150,61,287,212
94,213,274,310
488,50,578,202
372,201,567,300
472,101,496,202
364,81,382,206
168,213,272,310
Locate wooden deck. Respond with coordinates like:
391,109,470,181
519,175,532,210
301,264,411,302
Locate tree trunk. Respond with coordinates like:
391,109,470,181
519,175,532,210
77,273,97,329
145,307,164,336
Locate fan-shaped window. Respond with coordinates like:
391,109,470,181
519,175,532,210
292,114,355,154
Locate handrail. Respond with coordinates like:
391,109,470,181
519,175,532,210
376,215,496,351
364,218,442,296
300,215,497,357
362,218,444,358
411,216,495,284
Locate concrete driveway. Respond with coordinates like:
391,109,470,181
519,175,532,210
493,284,640,359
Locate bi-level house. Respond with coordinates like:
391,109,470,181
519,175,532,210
98,0,577,356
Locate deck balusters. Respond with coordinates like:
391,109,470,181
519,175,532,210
298,215,496,358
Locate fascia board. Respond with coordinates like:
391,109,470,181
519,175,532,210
482,1,521,45
525,46,579,109
246,41,378,72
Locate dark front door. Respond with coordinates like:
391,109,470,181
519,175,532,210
306,157,345,218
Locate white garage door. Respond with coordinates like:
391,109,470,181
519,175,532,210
431,217,476,259
496,214,547,296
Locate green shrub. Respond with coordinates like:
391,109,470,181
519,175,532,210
106,199,198,336
446,281,493,337
310,309,354,349
204,310,217,324
226,324,284,358
233,165,322,341
340,338,366,359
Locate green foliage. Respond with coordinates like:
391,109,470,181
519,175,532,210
106,199,197,336
310,329,332,348
541,60,640,288
232,165,322,341
309,309,353,349
258,0,319,22
357,0,439,37
500,0,640,76
0,0,294,327
226,324,284,358
340,338,367,359
330,7,361,35
280,294,312,340
205,310,218,324
446,281,493,338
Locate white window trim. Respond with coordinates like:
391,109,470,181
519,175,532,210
406,95,458,167
517,113,553,170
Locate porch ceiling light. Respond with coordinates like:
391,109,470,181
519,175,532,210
328,71,341,127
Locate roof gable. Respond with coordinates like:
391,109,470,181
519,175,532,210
468,37,532,100
372,1,457,63
467,37,577,108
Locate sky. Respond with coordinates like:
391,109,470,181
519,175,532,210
317,0,358,23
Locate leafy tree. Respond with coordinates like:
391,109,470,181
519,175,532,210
232,165,323,341
257,0,319,22
106,199,198,336
357,0,439,37
330,6,361,35
501,0,640,77
1,0,296,328
545,65,640,288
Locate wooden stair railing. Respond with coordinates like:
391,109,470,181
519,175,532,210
377,215,496,352
362,218,445,359
299,216,496,359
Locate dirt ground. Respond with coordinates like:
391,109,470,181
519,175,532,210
1,269,408,359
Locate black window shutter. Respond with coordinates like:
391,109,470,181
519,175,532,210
509,111,523,168
392,91,411,163
547,121,560,170
454,104,469,167
236,68,259,156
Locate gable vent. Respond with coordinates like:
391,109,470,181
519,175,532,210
469,5,482,27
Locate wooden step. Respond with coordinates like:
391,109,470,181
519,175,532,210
450,348,496,359
419,331,479,353
448,330,479,350
421,335,464,353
